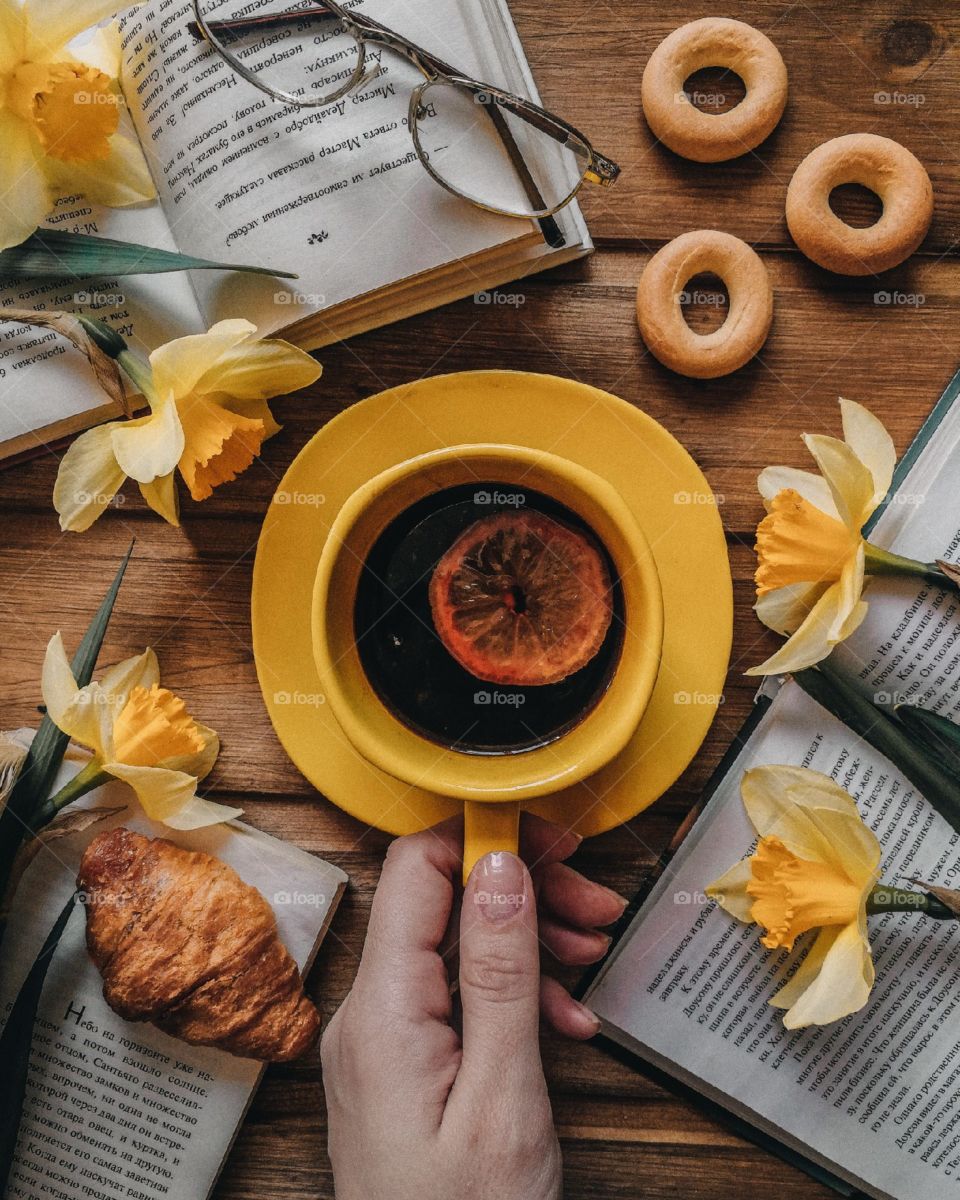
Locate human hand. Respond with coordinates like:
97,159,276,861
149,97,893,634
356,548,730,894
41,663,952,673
321,814,626,1200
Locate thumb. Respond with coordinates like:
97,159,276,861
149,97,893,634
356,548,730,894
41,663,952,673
456,850,543,1093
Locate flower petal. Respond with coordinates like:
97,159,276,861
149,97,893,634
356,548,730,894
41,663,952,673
41,632,108,753
163,722,220,782
41,632,79,730
110,396,184,484
758,466,838,518
746,578,867,676
200,341,321,400
97,648,159,719
0,109,55,251
0,0,24,74
103,762,200,822
742,766,881,884
224,396,282,441
706,859,755,923
161,795,242,830
840,398,896,506
150,321,257,400
831,543,867,642
139,473,181,526
802,433,878,532
771,926,842,1010
72,21,121,76
755,581,828,636
43,131,156,206
53,423,126,532
24,0,127,60
778,919,874,1028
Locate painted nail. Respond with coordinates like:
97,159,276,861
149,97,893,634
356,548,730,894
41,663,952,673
472,851,528,923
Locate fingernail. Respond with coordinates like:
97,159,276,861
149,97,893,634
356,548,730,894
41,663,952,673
605,886,629,915
472,851,528,923
575,1000,602,1037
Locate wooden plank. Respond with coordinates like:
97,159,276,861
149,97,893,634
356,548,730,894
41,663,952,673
512,0,960,250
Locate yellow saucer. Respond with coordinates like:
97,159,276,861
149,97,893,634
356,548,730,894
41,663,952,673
252,371,732,838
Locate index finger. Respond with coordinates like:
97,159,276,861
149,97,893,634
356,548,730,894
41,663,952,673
356,816,463,1022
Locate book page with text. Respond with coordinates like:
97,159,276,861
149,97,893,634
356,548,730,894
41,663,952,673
2,744,346,1200
119,0,537,337
587,688,960,1200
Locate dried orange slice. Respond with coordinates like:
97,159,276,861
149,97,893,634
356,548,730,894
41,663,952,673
429,510,614,686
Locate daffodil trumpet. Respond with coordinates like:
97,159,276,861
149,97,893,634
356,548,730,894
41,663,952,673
707,766,960,1029
749,398,960,676
52,314,322,531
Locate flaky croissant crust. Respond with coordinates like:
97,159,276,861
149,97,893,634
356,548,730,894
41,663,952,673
78,828,321,1062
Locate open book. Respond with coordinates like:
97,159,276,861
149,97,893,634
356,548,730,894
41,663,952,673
582,372,960,1200
0,0,591,461
2,742,347,1200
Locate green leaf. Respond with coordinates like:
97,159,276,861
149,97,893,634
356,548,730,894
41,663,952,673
0,893,77,1198
0,544,133,918
895,704,960,782
0,230,297,280
794,659,960,834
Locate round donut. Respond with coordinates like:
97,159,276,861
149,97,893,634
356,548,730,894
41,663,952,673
641,18,788,163
636,230,774,379
786,134,933,275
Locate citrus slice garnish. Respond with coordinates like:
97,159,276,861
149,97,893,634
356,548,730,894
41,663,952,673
428,510,614,686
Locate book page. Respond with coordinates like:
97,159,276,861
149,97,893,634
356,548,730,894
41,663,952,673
118,0,538,336
1,743,347,1200
586,688,960,1200
0,100,205,454
585,395,960,1200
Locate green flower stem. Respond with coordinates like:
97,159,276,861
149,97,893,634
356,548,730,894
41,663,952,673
31,760,112,831
76,314,128,359
115,348,156,401
793,658,960,834
864,543,959,593
866,885,955,920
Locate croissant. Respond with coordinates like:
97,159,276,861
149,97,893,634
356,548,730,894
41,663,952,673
77,828,322,1062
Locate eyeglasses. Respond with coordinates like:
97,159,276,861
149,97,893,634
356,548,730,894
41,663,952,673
189,0,620,222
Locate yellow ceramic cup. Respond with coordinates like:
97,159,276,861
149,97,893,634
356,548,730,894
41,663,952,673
312,445,664,880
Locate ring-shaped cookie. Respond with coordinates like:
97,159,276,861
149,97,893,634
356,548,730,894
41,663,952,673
786,133,933,275
636,230,774,379
641,18,788,163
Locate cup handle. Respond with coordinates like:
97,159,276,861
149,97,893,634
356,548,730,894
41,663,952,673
462,801,520,885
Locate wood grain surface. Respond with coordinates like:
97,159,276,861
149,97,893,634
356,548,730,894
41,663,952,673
2,3,958,1197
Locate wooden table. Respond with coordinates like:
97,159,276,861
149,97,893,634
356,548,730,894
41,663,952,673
2,2,957,1195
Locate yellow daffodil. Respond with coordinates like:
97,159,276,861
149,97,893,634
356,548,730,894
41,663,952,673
0,2,156,251
707,765,881,1029
40,631,240,829
748,398,896,676
54,319,323,531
